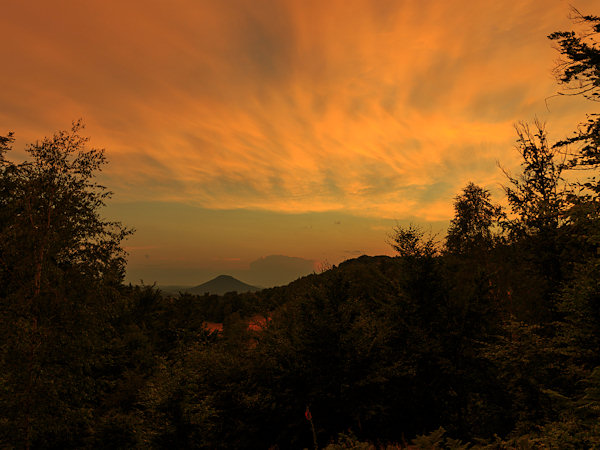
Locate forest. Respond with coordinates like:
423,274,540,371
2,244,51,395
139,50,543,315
1,11,600,450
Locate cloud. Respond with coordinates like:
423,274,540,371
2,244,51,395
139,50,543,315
1,0,596,223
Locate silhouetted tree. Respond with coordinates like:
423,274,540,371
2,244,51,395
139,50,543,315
389,223,437,259
550,10,600,196
445,182,502,255
0,122,132,448
503,120,567,238
496,121,571,322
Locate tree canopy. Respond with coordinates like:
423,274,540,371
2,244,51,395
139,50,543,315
2,8,600,449
0,122,131,448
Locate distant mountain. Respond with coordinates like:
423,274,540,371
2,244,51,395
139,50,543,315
186,275,261,295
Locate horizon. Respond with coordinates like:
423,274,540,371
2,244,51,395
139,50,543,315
155,253,393,289
1,0,596,285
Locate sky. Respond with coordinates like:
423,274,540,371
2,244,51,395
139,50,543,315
1,0,597,286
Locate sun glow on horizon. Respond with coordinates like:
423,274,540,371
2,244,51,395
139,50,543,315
1,0,596,283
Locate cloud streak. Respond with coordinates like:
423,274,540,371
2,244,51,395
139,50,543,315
1,0,596,225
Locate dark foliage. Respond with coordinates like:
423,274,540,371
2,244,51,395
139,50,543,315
2,9,600,449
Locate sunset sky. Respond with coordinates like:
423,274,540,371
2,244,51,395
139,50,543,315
1,0,596,286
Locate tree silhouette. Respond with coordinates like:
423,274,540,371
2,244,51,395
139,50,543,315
550,10,600,196
445,182,502,255
0,122,132,448
502,120,567,239
389,223,437,259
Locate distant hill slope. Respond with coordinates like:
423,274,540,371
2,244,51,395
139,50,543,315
186,275,261,295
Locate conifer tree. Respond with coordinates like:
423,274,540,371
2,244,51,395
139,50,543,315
445,182,502,255
549,10,600,195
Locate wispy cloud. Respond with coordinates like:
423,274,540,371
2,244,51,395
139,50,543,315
1,0,595,223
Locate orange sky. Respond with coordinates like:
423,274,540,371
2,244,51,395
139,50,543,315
1,0,597,285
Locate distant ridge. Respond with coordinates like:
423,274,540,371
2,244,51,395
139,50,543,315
186,275,260,295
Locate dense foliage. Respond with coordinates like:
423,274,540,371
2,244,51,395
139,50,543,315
1,9,600,449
